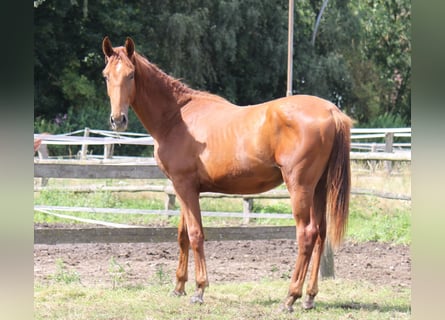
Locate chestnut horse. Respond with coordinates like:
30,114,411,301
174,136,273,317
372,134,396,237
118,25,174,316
102,37,352,311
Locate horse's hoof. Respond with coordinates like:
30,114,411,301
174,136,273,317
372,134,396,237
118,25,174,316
281,304,294,313
171,290,186,297
282,296,295,313
190,294,204,304
302,297,315,310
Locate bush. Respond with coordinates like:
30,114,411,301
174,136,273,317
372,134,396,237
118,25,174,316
357,112,408,128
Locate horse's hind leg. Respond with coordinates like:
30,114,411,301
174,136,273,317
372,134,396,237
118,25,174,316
302,175,328,310
283,182,319,312
302,232,325,309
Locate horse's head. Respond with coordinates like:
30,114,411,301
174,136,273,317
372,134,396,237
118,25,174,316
102,36,136,131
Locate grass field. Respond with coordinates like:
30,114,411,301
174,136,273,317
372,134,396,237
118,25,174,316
35,278,410,320
34,164,411,319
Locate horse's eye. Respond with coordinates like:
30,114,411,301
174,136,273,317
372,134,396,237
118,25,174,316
129,72,135,80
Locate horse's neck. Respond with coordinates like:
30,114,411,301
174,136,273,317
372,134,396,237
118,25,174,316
132,57,189,139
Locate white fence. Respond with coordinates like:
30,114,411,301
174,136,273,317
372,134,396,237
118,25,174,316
350,127,411,151
34,127,411,160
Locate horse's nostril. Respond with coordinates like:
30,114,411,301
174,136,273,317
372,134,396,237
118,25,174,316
110,113,128,131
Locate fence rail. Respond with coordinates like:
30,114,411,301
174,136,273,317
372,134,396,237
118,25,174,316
34,226,297,245
34,127,411,158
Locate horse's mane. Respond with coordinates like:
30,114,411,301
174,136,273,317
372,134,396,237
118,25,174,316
132,51,230,105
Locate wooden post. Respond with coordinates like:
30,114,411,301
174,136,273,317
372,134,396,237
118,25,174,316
384,132,394,174
104,143,114,159
37,143,49,187
80,127,90,160
320,238,335,279
37,144,48,160
368,143,377,172
242,198,253,224
165,194,176,211
164,184,176,210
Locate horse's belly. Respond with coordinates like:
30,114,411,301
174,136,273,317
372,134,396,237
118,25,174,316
200,165,283,194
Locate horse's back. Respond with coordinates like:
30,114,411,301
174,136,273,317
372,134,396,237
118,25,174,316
265,95,340,122
260,94,339,142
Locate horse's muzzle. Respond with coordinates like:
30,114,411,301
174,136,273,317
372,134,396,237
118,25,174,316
110,113,128,131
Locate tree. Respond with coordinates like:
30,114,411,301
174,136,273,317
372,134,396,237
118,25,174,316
293,0,410,126
292,0,361,113
357,0,411,125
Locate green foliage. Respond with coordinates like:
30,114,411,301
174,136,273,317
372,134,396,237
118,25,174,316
51,259,81,285
150,264,171,286
348,197,411,244
352,0,411,124
361,112,408,128
109,257,127,289
254,202,291,214
35,189,119,208
34,188,167,226
348,210,410,244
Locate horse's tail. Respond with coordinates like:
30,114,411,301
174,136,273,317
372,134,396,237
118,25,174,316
326,110,352,248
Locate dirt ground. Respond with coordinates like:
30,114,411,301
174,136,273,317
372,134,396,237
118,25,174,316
34,236,410,291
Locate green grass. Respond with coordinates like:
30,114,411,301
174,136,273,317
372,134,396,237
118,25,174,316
34,279,410,319
34,188,170,226
347,196,411,244
49,259,81,285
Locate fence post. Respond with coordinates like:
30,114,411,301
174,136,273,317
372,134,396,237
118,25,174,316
104,143,114,159
80,127,90,160
37,143,49,187
384,132,394,174
164,184,176,211
165,194,176,210
368,143,377,172
320,238,335,279
242,198,253,224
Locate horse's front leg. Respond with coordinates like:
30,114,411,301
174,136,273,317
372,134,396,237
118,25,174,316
173,213,189,296
174,183,209,304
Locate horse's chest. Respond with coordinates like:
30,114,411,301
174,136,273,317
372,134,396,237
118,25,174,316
153,147,171,178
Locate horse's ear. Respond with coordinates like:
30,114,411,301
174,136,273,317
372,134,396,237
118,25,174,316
125,37,135,58
102,36,114,58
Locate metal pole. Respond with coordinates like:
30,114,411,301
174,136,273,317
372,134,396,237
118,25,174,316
287,0,294,96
